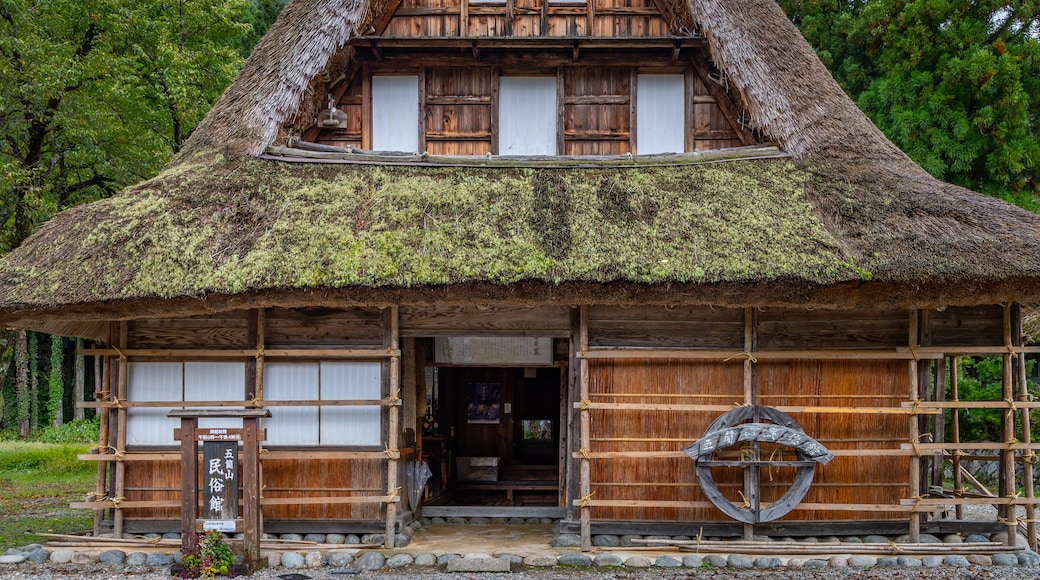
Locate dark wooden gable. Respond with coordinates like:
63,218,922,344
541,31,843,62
303,0,759,154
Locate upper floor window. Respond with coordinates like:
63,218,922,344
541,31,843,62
499,76,557,155
637,74,684,154
372,75,420,152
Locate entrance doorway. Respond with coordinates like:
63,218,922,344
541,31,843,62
421,366,563,511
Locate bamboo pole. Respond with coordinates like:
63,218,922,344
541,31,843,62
385,306,401,549
908,311,921,543
113,323,129,539
92,325,113,536
579,305,591,552
951,356,963,520
1002,305,1017,546
1015,304,1036,550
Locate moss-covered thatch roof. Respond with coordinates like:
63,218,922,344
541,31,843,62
2,0,1040,333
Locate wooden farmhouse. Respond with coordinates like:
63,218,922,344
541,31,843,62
3,0,1040,553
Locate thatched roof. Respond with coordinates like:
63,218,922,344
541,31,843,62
2,0,1040,334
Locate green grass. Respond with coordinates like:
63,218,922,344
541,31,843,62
0,442,95,549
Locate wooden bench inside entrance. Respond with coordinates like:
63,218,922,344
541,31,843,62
455,465,558,503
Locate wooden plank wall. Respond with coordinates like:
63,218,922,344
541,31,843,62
383,0,671,39
584,306,913,522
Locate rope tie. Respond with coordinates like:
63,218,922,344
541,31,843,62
260,447,269,454
908,345,920,361
734,401,753,407
580,399,592,411
953,487,966,495
1009,345,1019,360
111,346,128,360
579,448,592,460
114,449,125,459
386,486,401,503
910,495,924,513
999,515,1020,526
146,535,161,546
737,490,751,509
1009,437,1020,448
910,433,931,457
579,492,596,508
250,397,264,408
255,347,265,359
384,444,400,460
887,540,904,555
387,391,401,406
1008,492,1020,506
1019,392,1034,403
111,397,124,409
908,399,921,416
952,449,967,457
767,448,784,482
1023,451,1037,465
110,496,125,508
723,352,757,363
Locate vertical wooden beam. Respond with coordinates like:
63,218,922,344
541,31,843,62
743,307,756,540
566,308,581,521
362,64,372,150
585,0,595,36
1013,304,1036,550
1002,305,1017,546
74,339,85,421
460,0,469,37
253,308,266,542
113,322,129,538
540,0,548,36
385,306,401,548
951,356,963,520
490,67,500,154
418,67,427,154
505,0,514,35
629,68,638,154
177,417,199,555
684,68,694,152
578,305,591,552
908,311,921,543
556,68,566,155
242,416,264,565
933,355,946,488
93,325,113,536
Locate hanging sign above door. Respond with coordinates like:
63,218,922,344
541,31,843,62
435,337,553,365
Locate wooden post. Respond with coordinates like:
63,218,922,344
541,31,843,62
385,306,401,549
74,339,85,421
1002,305,1018,546
242,416,264,565
579,306,591,551
908,311,921,543
113,322,129,538
933,356,946,487
177,416,199,555
951,356,963,521
1014,305,1036,550
93,326,113,536
743,307,755,541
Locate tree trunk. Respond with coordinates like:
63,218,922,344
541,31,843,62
51,335,64,428
16,331,29,439
75,338,85,421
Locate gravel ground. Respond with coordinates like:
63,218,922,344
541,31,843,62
2,562,1040,580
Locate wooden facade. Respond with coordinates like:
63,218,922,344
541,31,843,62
76,303,1038,549
300,0,752,154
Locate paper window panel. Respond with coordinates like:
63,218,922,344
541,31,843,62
127,362,182,446
499,77,557,155
319,362,382,445
263,363,320,445
636,74,685,154
185,362,245,430
372,75,420,152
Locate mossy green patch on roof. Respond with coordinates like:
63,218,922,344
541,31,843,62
0,155,853,308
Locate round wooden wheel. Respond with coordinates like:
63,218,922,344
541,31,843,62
685,405,834,524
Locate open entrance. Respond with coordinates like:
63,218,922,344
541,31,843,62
420,363,565,516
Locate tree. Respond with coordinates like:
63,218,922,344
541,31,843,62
779,0,1040,210
0,0,250,253
238,0,286,59
48,335,64,428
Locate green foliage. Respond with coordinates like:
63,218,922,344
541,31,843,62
237,0,286,58
0,0,251,252
46,335,63,427
27,333,37,432
35,417,99,443
179,530,237,579
0,442,93,478
779,0,1040,210
949,356,1038,443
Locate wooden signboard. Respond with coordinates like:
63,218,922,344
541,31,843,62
202,441,239,521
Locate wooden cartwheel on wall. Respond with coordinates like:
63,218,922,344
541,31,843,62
569,304,1039,551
